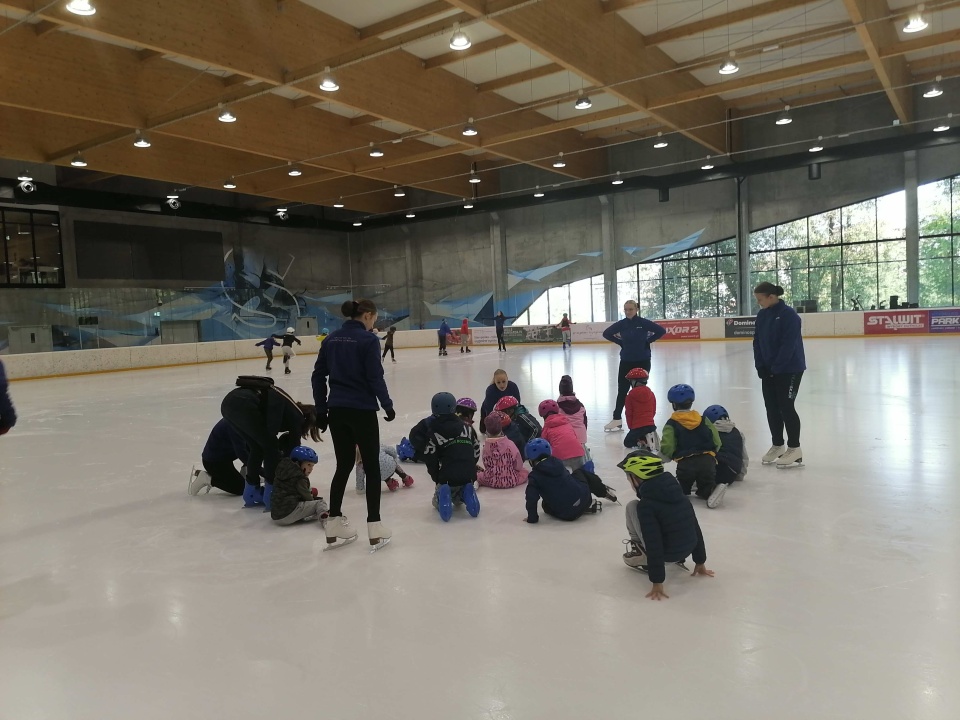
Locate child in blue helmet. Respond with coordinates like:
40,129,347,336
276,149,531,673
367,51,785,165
523,439,602,523
703,405,749,485
425,392,481,521
660,384,725,509
271,446,328,525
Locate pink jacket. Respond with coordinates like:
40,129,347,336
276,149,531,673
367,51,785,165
557,395,587,444
541,414,584,461
478,436,528,488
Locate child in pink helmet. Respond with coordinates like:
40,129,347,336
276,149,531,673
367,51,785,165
538,400,586,471
477,412,528,488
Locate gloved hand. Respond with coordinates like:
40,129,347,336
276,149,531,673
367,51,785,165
757,367,771,379
316,409,328,433
383,407,396,422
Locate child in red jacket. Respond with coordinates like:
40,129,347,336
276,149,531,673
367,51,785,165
538,400,586,471
623,368,660,454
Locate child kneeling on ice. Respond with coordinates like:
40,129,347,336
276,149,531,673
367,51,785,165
524,439,611,523
623,367,660,454
494,396,542,448
538,399,586,471
703,405,749,485
425,392,481,521
477,412,528,488
619,451,714,601
356,445,414,494
271,446,328,526
661,384,726,509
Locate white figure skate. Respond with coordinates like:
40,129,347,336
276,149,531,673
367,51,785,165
323,515,358,550
367,521,392,554
776,447,804,469
706,483,727,508
188,465,212,495
604,419,623,432
761,445,786,464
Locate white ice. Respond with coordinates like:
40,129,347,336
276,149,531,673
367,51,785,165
1,338,959,720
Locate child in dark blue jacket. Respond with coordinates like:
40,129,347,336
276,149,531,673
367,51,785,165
523,439,599,523
479,368,521,432
424,392,481,522
255,336,279,370
619,451,714,601
0,359,16,437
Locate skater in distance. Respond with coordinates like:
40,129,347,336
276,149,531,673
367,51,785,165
272,327,301,375
602,300,666,432
753,282,806,469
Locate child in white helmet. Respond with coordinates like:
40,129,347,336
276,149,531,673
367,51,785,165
272,327,302,375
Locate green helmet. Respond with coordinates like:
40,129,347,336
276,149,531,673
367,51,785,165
618,451,663,480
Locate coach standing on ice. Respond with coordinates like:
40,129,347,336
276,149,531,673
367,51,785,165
752,282,805,469
602,300,666,432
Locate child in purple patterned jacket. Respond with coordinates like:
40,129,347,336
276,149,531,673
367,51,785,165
477,412,528,489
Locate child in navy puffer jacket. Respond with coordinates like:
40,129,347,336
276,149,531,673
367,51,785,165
523,439,597,523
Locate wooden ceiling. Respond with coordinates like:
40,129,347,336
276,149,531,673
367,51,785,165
1,0,958,217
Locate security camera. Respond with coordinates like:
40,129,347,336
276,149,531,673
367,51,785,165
18,181,36,193
276,210,289,221
166,198,181,210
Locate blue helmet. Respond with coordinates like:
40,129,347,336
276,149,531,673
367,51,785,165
431,392,457,415
321,327,329,335
525,438,552,461
290,446,318,463
667,384,695,405
703,404,729,422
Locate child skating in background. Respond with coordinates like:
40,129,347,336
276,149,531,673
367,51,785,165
0,358,16,437
479,368,521,431
623,368,660,454
703,405,749,485
523,439,600,523
381,326,397,363
477,412,528,489
537,400,586,471
455,397,477,427
270,446,329,526
660,384,725,509
424,392,481,521
272,327,302,375
438,319,450,357
255,335,280,371
557,313,572,348
459,318,472,354
356,445,414,494
494,396,542,448
619,451,714,601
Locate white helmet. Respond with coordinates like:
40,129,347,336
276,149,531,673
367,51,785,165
286,327,295,334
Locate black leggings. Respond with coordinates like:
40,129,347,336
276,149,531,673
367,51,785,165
382,345,394,360
496,330,506,351
328,407,382,522
761,372,803,447
613,359,651,420
202,458,246,495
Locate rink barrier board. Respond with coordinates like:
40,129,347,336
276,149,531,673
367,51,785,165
4,310,958,381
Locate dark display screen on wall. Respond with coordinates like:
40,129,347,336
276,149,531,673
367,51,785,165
74,221,223,281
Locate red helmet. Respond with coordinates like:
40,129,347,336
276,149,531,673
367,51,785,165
494,396,519,412
625,368,649,380
494,410,511,427
538,399,560,418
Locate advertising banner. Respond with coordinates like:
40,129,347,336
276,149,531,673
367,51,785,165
863,310,930,335
724,317,756,338
658,319,701,340
929,309,960,333
570,322,610,343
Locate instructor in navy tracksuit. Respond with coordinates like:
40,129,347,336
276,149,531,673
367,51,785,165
312,299,395,527
0,359,17,436
602,300,666,426
753,282,806,462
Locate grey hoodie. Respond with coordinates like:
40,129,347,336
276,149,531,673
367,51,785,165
712,418,748,480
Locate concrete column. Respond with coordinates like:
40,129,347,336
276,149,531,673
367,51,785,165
905,150,920,304
736,177,751,314
404,232,424,328
490,212,508,310
600,195,617,322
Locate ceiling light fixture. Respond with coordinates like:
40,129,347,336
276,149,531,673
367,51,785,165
469,169,481,184
775,105,793,125
287,164,303,177
17,170,32,182
653,132,668,148
218,104,237,123
369,143,384,158
462,118,478,136
701,156,715,170
70,153,88,167
223,178,237,189
611,171,624,185
333,198,344,208
719,51,739,75
534,186,545,198
319,67,339,92
166,192,179,199
809,136,824,153
449,24,472,50
406,212,416,219
903,4,928,33
933,114,952,132
353,221,363,227
133,130,151,148
924,76,944,98
552,152,566,168
65,0,96,15
394,186,406,197
463,200,474,209
574,92,592,110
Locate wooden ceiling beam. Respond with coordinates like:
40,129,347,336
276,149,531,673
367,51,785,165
728,69,880,109
601,0,655,12
33,20,59,36
910,49,960,73
881,27,960,58
842,0,912,124
443,0,727,152
476,63,563,92
349,114,381,126
645,0,821,46
423,34,515,69
358,1,453,40
580,117,661,139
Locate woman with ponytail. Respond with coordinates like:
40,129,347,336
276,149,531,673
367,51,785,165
312,299,396,551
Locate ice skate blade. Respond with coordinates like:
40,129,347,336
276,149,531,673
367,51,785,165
369,537,391,554
323,535,358,551
604,427,623,433
776,461,804,469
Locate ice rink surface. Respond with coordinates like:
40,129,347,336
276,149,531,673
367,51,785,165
2,337,959,720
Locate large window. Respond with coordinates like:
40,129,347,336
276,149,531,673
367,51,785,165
918,177,960,307
0,208,64,287
514,274,607,325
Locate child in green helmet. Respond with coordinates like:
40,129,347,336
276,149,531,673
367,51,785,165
619,450,714,601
